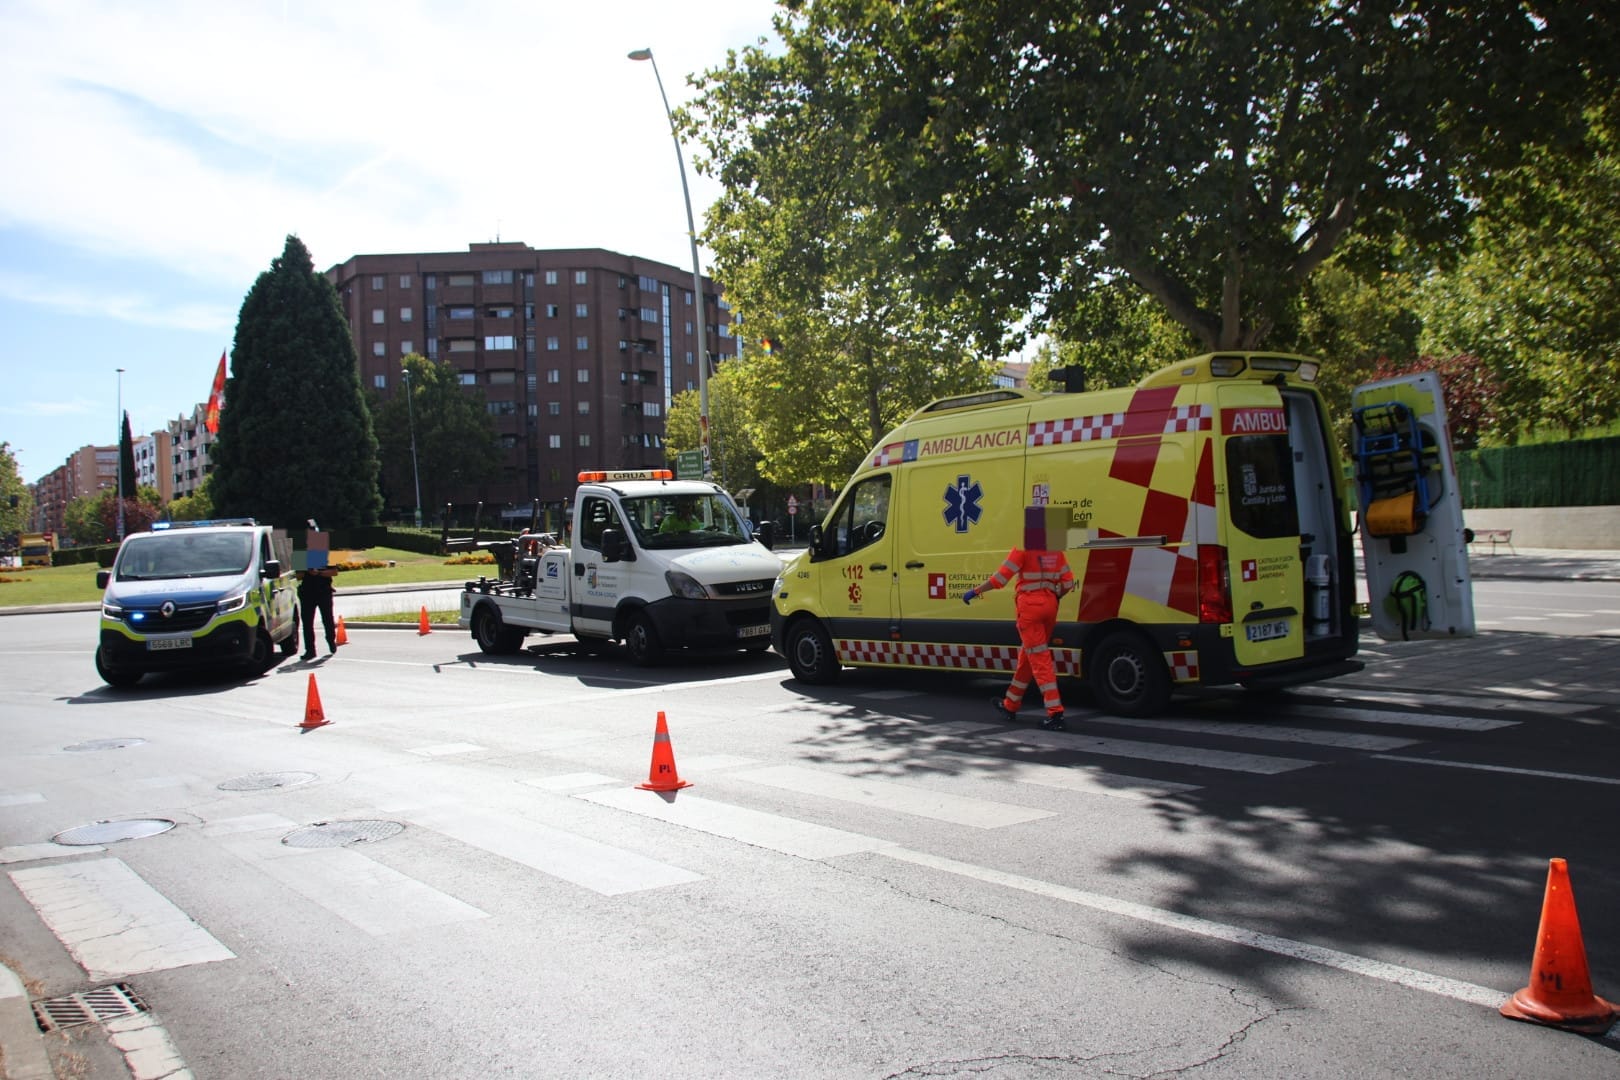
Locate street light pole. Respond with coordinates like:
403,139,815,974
115,367,126,541
628,46,711,480
403,367,423,527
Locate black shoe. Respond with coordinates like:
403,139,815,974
994,699,1018,723
1040,712,1067,731
327,640,338,654
301,650,315,661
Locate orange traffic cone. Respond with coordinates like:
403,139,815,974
636,711,691,792
299,673,330,731
1500,858,1618,1034
417,606,432,635
334,616,348,646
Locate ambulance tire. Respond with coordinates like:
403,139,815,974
1087,631,1171,717
624,612,664,667
784,619,840,685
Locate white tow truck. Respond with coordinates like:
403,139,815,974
458,470,781,664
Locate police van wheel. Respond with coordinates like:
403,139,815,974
785,619,840,685
250,630,276,674
1088,631,1170,717
624,613,663,667
95,649,142,689
280,609,301,656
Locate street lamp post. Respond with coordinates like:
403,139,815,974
628,46,711,480
402,367,423,527
115,367,126,541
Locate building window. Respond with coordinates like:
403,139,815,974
372,308,385,324
425,274,436,289
488,370,516,385
483,270,513,285
485,336,515,350
548,434,562,449
576,368,590,383
546,304,559,318
575,302,588,318
371,275,385,290
400,307,412,322
576,336,589,350
640,307,659,322
643,402,661,417
547,401,561,416
577,401,590,415
487,401,517,416
448,273,475,287
374,374,387,389
400,341,413,354
545,270,558,285
527,403,538,417
400,274,412,288
578,434,591,447
485,305,513,318
427,339,438,358
546,336,560,351
526,336,536,354
574,270,587,285
373,342,386,356
639,275,660,292
448,306,474,319
547,369,561,383
449,339,475,352
459,372,476,385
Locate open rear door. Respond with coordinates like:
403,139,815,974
1350,372,1475,640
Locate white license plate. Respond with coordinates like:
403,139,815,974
148,636,193,651
1245,619,1290,643
737,624,771,639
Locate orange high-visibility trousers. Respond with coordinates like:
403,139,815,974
1001,589,1062,715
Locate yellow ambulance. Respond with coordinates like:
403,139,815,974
769,353,1474,716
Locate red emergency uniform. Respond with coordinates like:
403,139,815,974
975,548,1076,717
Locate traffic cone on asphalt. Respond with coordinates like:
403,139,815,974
636,711,691,792
1500,858,1618,1034
417,606,432,635
334,616,348,646
299,674,330,731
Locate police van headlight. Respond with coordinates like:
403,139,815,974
216,591,248,615
665,570,711,600
102,601,123,619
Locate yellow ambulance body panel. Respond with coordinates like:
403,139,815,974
772,353,1388,716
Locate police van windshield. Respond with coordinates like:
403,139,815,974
622,493,749,549
115,532,255,580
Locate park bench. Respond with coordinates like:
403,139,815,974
1468,528,1516,555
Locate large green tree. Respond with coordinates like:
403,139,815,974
64,486,161,546
0,443,31,548
368,354,501,520
691,1,1615,357
211,235,382,527
118,412,136,503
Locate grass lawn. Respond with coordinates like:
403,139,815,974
0,547,489,609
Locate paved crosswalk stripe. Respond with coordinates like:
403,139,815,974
1283,704,1517,731
407,742,485,757
1380,755,1620,786
522,772,623,792
1098,716,1419,751
879,847,1509,1010
0,792,44,806
405,805,704,895
10,858,235,979
982,729,1319,774
0,841,105,864
1292,686,1582,717
579,787,892,860
732,764,1054,828
927,752,1201,800
218,835,487,934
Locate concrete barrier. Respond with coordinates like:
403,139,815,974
1461,506,1620,550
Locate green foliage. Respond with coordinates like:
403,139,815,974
166,475,214,521
211,234,382,527
0,443,30,540
118,413,136,500
1040,280,1201,392
663,364,766,490
63,486,162,545
367,354,501,517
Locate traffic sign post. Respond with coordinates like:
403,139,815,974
787,494,798,542
675,451,704,480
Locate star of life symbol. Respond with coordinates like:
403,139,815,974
943,475,983,533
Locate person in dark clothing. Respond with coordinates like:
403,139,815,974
297,567,339,659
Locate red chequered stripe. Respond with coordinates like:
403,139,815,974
871,441,907,466
1163,404,1213,433
1166,651,1200,682
836,639,1081,676
1028,412,1125,446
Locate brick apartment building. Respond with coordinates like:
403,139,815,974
326,242,735,521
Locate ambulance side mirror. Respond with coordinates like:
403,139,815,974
807,524,824,560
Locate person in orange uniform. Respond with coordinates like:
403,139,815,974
964,509,1077,730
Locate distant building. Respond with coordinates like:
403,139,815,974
31,445,116,540
166,404,216,501
134,430,175,505
326,242,735,519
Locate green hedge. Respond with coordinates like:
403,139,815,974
1457,436,1620,508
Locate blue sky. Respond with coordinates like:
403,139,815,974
0,0,780,483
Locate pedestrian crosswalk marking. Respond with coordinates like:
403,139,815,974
1379,755,1620,786
983,728,1320,773
579,787,892,861
1097,715,1419,751
732,764,1054,828
1283,704,1517,732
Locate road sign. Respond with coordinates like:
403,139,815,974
675,451,703,480
787,495,799,516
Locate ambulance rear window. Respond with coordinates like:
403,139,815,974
1225,434,1299,538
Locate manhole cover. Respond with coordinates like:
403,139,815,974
52,819,177,846
217,771,318,792
33,983,147,1032
64,738,146,752
281,820,404,848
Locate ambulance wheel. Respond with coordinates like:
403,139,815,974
785,619,840,685
95,649,142,689
624,612,663,667
1088,631,1170,717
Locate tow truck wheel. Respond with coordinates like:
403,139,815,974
624,612,663,667
785,618,840,685
472,605,523,655
1087,630,1171,717
95,648,142,689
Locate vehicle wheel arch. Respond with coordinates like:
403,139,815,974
782,613,841,685
1083,622,1172,717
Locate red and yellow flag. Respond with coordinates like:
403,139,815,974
204,350,227,434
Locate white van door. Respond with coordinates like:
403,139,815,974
1351,372,1476,640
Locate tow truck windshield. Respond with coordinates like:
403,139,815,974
114,531,255,580
623,493,750,549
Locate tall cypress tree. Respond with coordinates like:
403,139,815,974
118,412,137,502
211,235,382,527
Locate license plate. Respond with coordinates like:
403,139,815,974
737,624,771,639
148,636,193,651
1244,619,1290,643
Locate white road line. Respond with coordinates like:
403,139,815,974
9,859,235,980
217,836,488,935
1100,716,1419,751
0,841,104,864
405,805,703,895
924,751,1200,801
731,764,1054,828
982,728,1319,774
1379,756,1620,786
1284,704,1517,732
0,792,44,805
1289,687,1588,717
674,754,762,772
579,787,893,861
407,742,486,756
522,772,623,792
106,1010,194,1080
879,847,1509,1011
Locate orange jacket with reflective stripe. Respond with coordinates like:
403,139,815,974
978,548,1075,597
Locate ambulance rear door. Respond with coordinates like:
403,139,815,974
1351,372,1475,640
1217,383,1308,667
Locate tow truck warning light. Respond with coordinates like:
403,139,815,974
577,469,674,483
